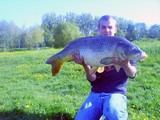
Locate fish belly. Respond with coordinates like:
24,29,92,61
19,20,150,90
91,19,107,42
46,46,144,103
80,49,113,67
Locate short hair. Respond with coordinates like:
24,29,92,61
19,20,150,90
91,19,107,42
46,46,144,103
98,15,117,28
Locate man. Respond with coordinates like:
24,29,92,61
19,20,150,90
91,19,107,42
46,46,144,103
73,15,137,120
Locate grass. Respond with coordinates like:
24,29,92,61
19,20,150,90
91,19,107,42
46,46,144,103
0,40,160,120
128,40,160,119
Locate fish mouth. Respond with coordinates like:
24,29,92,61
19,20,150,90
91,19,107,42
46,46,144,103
140,52,148,61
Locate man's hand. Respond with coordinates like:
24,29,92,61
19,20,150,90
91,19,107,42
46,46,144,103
72,51,85,65
72,51,97,81
112,58,130,69
112,58,137,78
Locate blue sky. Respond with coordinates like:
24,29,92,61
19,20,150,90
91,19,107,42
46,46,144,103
0,0,160,28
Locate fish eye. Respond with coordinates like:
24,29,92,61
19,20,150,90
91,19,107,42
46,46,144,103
130,46,136,51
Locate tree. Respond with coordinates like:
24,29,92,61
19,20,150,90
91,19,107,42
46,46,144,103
125,21,136,41
90,16,100,35
24,26,44,49
115,29,125,37
18,27,28,48
24,28,34,49
134,23,147,40
41,12,58,47
148,24,160,39
0,20,20,51
76,13,94,36
32,25,44,48
65,12,77,23
53,22,81,48
115,17,128,37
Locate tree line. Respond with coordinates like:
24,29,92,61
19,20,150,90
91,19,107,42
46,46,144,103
0,12,160,51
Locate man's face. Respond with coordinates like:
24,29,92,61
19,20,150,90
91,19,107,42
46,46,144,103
98,19,117,36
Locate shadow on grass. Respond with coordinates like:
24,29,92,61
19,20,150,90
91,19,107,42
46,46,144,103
0,109,73,120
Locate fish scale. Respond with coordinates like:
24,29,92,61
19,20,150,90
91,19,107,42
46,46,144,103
46,35,147,76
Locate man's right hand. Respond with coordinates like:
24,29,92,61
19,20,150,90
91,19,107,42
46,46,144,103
72,51,97,81
72,51,85,65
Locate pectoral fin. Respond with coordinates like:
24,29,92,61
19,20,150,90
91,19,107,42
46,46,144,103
114,64,121,72
89,67,105,75
101,57,121,72
97,67,104,73
100,57,115,65
89,67,98,75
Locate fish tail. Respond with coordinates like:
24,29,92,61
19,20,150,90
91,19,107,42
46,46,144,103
46,54,64,76
51,60,63,76
46,50,73,76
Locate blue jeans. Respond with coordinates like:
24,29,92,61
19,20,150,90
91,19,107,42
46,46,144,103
75,92,128,120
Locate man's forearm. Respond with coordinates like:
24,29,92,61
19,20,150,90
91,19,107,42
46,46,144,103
83,64,97,81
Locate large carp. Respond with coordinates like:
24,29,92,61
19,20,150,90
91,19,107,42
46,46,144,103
46,36,147,76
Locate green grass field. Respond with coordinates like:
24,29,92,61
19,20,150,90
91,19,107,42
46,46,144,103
0,40,160,120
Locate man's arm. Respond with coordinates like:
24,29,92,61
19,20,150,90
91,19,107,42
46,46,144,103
112,59,137,78
72,51,97,81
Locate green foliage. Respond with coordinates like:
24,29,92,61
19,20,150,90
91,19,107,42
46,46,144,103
24,26,44,49
53,22,81,48
148,24,160,39
0,40,160,119
41,12,58,47
32,25,44,47
125,22,136,41
1,13,160,51
76,13,96,36
115,29,125,37
0,48,88,120
0,20,20,51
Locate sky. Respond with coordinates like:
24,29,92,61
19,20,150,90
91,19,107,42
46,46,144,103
0,0,160,28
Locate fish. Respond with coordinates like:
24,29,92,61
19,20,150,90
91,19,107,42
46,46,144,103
46,35,147,76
